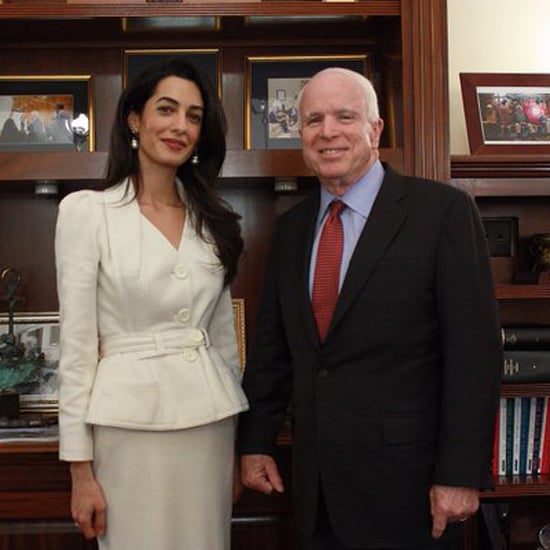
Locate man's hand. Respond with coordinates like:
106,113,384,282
240,454,285,495
233,458,244,503
429,484,479,539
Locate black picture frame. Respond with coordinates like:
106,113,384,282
122,49,221,97
0,75,93,153
245,54,370,150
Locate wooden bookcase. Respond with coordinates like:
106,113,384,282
452,156,550,549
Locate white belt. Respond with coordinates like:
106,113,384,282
100,328,210,359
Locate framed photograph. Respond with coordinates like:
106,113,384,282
460,73,550,155
0,313,59,414
232,298,246,373
245,54,370,150
0,75,93,152
123,49,221,97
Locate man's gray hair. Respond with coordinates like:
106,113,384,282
297,67,380,124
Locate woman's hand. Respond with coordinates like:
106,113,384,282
70,461,107,540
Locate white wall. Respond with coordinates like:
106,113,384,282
448,0,550,154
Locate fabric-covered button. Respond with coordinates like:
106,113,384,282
190,329,203,343
177,309,190,323
173,265,189,279
184,349,198,362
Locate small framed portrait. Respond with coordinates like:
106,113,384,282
122,49,221,97
0,75,93,152
460,72,550,155
245,54,370,150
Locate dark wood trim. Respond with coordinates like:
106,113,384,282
400,0,449,181
0,2,400,18
452,154,550,179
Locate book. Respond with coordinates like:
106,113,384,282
505,397,515,476
498,397,507,475
540,398,550,474
519,397,531,474
526,397,537,474
502,326,550,349
512,397,522,474
502,351,550,383
492,404,500,476
532,397,547,474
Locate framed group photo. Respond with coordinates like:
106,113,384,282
122,48,222,97
0,75,93,153
0,313,60,414
245,54,371,150
460,72,550,155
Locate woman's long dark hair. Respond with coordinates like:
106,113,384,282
104,57,242,286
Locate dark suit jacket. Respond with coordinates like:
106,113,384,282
238,165,502,548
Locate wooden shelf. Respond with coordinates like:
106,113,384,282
486,475,550,500
500,383,550,398
452,155,550,178
452,177,550,197
483,475,550,499
0,440,58,455
0,147,403,183
496,285,550,300
451,155,550,197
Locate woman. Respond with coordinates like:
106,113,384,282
55,58,248,549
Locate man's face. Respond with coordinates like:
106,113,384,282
299,71,383,195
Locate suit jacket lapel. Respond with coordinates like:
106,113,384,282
329,168,409,336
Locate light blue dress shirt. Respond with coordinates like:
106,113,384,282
309,160,385,296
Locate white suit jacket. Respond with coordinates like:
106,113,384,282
55,181,248,461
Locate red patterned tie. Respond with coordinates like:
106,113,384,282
312,201,345,342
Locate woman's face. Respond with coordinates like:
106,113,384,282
128,75,204,172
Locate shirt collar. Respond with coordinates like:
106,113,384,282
318,159,385,222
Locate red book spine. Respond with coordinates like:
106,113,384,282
540,398,550,474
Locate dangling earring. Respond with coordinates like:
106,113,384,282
191,150,199,165
130,134,138,150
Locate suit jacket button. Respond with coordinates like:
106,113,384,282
319,368,328,378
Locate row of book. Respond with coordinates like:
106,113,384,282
493,396,550,476
502,326,550,383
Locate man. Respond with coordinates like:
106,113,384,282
237,68,502,549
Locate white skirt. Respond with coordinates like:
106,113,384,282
93,417,235,550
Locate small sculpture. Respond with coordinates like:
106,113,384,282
530,233,550,280
514,233,550,284
0,268,44,418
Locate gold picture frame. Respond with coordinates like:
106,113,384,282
232,298,246,373
0,75,94,152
